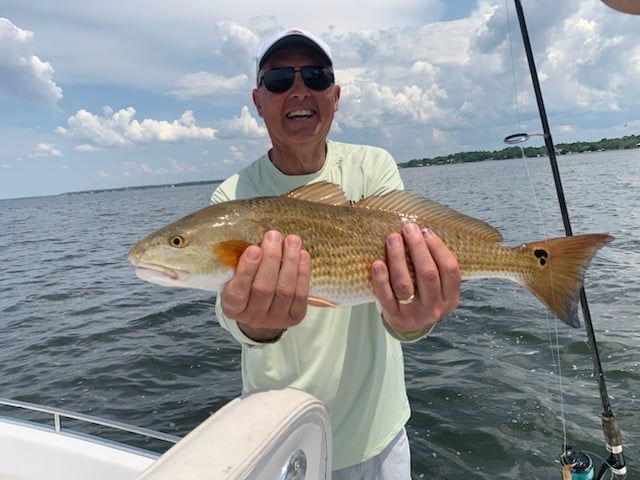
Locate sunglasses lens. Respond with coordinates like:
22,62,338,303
301,66,334,91
261,68,295,93
261,66,334,93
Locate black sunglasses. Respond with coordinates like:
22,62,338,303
258,66,335,93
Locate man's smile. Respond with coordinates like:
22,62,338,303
286,109,315,119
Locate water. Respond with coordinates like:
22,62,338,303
1,150,638,478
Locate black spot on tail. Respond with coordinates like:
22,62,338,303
534,248,548,267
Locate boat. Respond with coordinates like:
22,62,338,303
0,388,332,479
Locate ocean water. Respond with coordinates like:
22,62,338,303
1,150,638,478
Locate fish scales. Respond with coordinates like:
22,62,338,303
231,195,394,303
232,197,518,300
128,182,613,328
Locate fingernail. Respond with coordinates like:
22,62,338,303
372,261,385,275
422,228,433,238
245,246,261,261
265,230,281,242
286,235,301,248
403,222,419,235
388,233,402,247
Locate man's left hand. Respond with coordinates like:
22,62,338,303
371,222,461,334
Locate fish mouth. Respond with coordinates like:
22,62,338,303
133,262,190,287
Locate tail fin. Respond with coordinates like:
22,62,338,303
521,234,613,328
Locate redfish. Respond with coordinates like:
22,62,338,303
128,182,613,327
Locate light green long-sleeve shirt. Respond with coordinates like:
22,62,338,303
211,140,415,470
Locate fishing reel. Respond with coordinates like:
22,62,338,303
560,445,594,480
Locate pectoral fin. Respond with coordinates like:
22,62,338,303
213,240,253,269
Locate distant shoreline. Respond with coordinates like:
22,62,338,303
60,179,224,197
53,134,640,197
398,134,640,168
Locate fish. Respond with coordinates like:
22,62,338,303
128,181,613,328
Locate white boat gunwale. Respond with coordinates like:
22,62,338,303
1,389,332,479
0,396,181,452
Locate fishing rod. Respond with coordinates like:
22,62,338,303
507,1,628,478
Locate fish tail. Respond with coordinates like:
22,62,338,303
520,233,613,327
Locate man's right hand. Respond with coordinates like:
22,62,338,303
219,230,310,342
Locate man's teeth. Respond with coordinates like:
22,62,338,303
286,109,314,118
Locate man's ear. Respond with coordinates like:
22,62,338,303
252,89,263,117
333,85,341,112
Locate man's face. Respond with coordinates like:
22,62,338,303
253,45,340,148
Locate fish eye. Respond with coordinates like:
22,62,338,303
169,235,188,248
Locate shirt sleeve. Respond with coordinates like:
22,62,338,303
210,178,234,205
381,313,433,342
214,295,283,347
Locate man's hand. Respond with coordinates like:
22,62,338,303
372,223,461,335
220,230,311,342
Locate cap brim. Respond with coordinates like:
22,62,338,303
259,34,333,69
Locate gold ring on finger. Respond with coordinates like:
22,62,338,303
397,293,415,305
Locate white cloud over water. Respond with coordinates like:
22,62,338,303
0,18,63,104
216,106,267,139
1,1,640,199
56,107,216,148
30,143,63,158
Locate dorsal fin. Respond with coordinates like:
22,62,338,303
356,190,503,242
284,181,350,206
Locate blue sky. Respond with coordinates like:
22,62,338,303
1,0,639,199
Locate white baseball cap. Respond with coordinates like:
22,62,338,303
255,28,333,85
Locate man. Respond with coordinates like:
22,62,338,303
211,28,461,479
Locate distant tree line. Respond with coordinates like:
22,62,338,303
399,134,640,168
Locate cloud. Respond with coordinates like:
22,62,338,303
0,18,63,104
463,0,640,121
340,81,449,128
169,72,249,99
75,144,97,152
213,20,263,74
3,0,640,200
167,6,638,157
56,107,216,148
29,143,63,158
228,145,246,162
332,20,477,134
331,0,640,152
122,158,198,177
216,106,267,139
557,124,574,134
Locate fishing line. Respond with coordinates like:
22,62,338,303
508,1,627,478
504,0,570,453
505,0,523,131
519,150,572,459
517,143,571,452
